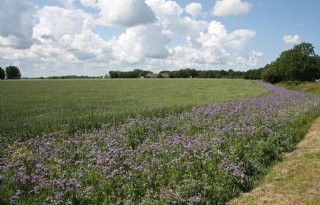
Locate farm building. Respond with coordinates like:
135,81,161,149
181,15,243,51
160,73,170,78
146,73,159,78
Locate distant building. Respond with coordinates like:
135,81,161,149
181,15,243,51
146,73,159,78
160,73,170,78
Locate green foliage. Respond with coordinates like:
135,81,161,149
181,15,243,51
162,69,246,79
5,66,21,79
243,68,266,80
261,63,285,84
109,69,151,78
262,42,320,83
109,69,249,79
0,79,268,141
0,67,5,80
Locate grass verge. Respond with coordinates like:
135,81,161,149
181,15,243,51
277,81,320,95
228,116,320,205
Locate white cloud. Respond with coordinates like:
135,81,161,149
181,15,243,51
185,3,202,18
80,0,98,8
146,0,183,25
197,20,256,51
172,17,208,39
213,0,252,17
236,56,257,67
61,0,76,8
252,51,263,57
146,0,207,41
97,0,156,27
0,0,35,49
60,31,112,61
169,20,256,68
33,6,95,40
0,1,260,76
228,29,256,51
198,21,228,49
112,24,170,63
0,5,114,77
283,35,301,45
171,45,229,65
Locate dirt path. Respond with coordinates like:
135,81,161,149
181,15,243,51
228,117,320,205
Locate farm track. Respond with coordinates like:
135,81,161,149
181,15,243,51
228,117,320,205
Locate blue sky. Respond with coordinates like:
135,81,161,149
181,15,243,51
0,0,319,77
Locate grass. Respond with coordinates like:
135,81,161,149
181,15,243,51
0,78,268,140
228,116,320,205
278,81,320,94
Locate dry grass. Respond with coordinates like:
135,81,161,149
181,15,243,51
228,117,320,205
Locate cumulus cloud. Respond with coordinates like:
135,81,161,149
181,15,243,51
0,0,35,49
33,6,95,40
283,35,301,45
0,4,114,76
198,21,228,49
185,3,202,18
80,0,98,8
236,56,257,67
172,17,208,40
60,31,112,61
252,51,263,57
61,0,76,8
146,0,183,25
112,24,170,63
146,0,207,42
0,0,260,76
171,45,229,65
97,0,156,27
197,20,256,51
228,29,256,51
213,0,252,17
169,20,256,68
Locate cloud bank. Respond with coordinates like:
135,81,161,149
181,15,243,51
0,0,262,77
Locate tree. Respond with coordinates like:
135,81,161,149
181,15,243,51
5,66,21,79
262,42,320,83
0,67,5,80
244,67,266,80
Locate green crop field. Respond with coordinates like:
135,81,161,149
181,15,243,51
0,79,267,140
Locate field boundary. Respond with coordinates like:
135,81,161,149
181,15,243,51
228,116,320,205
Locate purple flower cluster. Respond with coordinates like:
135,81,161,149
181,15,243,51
1,82,320,204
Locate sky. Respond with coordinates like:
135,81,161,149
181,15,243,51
0,0,319,77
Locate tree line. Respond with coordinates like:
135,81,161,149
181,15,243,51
243,42,320,83
109,69,250,79
0,66,21,80
261,42,320,83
